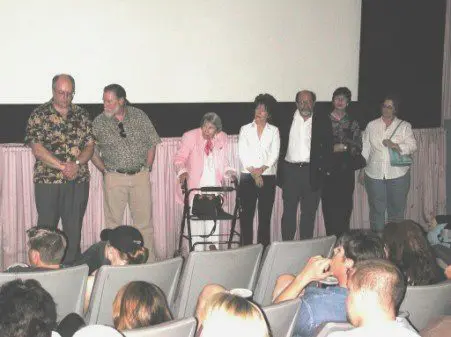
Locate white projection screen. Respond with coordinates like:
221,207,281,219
0,0,361,103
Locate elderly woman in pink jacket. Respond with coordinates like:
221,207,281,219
174,112,236,250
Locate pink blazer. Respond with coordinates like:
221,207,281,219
173,128,232,204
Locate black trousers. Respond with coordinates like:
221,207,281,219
281,162,320,240
35,182,89,264
321,169,355,237
239,173,276,247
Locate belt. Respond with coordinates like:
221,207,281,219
286,161,310,167
112,168,143,175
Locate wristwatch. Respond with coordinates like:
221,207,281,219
75,160,80,165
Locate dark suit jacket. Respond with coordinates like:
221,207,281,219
276,109,333,191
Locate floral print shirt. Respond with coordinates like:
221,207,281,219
25,100,94,183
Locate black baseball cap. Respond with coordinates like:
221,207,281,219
100,226,144,254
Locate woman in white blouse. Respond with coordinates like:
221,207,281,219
238,94,280,246
361,96,417,233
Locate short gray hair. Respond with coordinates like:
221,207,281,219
200,112,222,133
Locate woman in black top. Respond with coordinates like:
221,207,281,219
75,225,149,275
321,87,364,237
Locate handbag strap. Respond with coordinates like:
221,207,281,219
389,120,404,140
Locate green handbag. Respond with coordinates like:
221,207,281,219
388,121,412,167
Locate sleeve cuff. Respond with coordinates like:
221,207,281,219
176,168,187,178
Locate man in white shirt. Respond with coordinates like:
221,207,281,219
278,90,327,240
328,259,419,337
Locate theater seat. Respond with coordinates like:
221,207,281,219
123,317,197,337
253,236,337,306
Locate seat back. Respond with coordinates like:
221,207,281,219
86,257,183,325
254,236,336,305
420,315,451,337
123,317,197,337
400,280,451,330
0,265,88,321
172,244,263,318
262,298,301,337
314,322,353,337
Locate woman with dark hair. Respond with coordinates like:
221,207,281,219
112,281,173,331
321,87,364,237
383,220,447,285
360,96,417,234
74,225,149,275
238,94,280,246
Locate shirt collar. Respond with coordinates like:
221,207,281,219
251,121,270,129
293,109,314,122
293,109,313,122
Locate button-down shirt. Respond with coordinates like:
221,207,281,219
285,111,312,163
93,106,161,171
362,117,417,180
238,122,280,175
25,101,94,183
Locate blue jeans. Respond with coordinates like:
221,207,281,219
364,171,411,232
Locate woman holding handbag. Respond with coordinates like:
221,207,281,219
360,96,417,234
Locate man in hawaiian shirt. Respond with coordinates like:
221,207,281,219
25,74,94,263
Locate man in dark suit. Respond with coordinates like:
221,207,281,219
277,90,332,240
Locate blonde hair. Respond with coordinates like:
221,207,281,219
200,293,271,337
112,281,172,331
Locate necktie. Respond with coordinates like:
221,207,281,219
205,139,213,156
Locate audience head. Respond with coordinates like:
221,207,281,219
101,225,149,266
0,279,57,337
330,230,387,286
113,281,172,331
26,226,67,267
200,112,223,139
332,87,352,111
295,90,316,118
381,95,400,119
253,93,277,123
383,220,442,286
346,259,406,327
200,292,270,337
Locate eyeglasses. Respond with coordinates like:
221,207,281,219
118,122,126,138
54,90,75,98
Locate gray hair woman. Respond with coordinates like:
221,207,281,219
174,112,236,250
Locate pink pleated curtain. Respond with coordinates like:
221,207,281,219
0,128,446,269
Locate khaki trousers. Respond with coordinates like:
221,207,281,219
103,171,155,261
